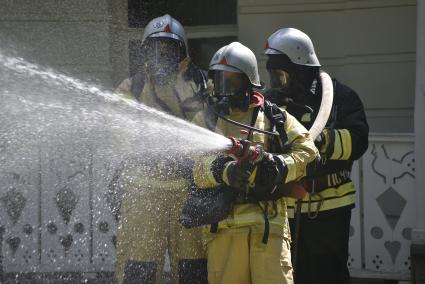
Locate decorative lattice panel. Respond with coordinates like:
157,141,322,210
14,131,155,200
362,141,414,274
348,161,362,270
0,135,416,281
1,142,120,273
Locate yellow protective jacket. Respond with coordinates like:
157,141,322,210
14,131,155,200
114,58,206,188
115,57,205,122
191,94,318,236
113,58,208,284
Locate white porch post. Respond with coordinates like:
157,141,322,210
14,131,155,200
412,0,425,282
413,0,425,240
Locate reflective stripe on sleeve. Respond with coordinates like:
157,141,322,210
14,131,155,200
339,129,352,160
330,129,352,160
193,156,220,189
222,162,232,186
276,155,297,183
331,130,343,160
286,128,301,144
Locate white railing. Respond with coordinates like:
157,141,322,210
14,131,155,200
0,133,416,281
349,133,415,280
0,145,118,274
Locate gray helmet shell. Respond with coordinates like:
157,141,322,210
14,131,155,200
265,28,320,67
142,14,188,56
209,42,261,87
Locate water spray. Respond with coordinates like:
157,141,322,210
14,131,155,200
0,50,232,159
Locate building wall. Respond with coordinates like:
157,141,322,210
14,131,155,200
107,0,238,88
238,0,417,133
413,0,425,243
412,1,425,282
0,0,416,133
0,0,113,88
0,0,421,281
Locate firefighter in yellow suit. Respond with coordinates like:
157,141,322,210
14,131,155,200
112,15,208,284
189,42,318,284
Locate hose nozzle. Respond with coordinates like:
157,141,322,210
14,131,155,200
226,137,264,165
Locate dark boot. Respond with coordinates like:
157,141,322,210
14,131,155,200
123,260,157,284
178,259,208,284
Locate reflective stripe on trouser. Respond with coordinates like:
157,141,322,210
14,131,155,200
216,200,289,234
207,224,293,284
286,181,356,218
115,179,207,284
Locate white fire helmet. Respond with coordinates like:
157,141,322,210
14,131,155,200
265,28,321,67
142,14,188,57
209,42,261,88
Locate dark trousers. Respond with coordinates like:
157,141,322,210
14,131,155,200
289,207,352,284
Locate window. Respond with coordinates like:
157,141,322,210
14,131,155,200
128,0,236,28
127,0,237,75
129,36,237,76
188,37,237,70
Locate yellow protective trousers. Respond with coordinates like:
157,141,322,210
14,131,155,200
207,224,293,284
115,178,207,284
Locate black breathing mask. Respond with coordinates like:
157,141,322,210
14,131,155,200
266,54,319,102
212,70,251,115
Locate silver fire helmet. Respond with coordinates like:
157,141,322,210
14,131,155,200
142,14,188,57
265,28,321,67
209,42,261,88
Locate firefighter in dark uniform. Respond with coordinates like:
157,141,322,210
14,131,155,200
264,28,369,284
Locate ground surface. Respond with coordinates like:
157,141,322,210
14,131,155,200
2,274,409,284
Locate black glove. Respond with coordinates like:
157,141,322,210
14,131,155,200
222,161,251,192
248,154,287,200
314,128,331,156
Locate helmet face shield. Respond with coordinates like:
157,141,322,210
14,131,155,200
211,70,250,113
268,69,291,90
266,54,295,92
213,70,244,97
266,54,320,102
142,38,185,84
143,38,184,64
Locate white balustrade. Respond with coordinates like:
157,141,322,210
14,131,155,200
0,133,416,281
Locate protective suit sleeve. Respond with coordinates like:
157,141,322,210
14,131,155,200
327,85,369,161
273,111,318,184
192,154,233,189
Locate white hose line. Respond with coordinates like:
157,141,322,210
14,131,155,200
309,71,334,140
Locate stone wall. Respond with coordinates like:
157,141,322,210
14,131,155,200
0,0,113,88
